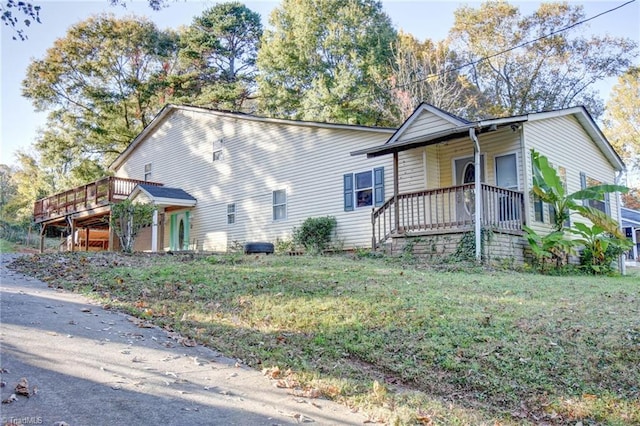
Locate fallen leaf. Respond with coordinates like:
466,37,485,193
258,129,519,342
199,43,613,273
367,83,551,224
15,377,30,397
2,393,17,404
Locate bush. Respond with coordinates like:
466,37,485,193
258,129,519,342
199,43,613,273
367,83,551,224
293,216,337,254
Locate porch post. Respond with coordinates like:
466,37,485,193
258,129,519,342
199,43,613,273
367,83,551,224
151,208,159,253
469,128,482,262
393,152,400,233
39,224,47,254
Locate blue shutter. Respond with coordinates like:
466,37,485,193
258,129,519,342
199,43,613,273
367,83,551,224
343,174,354,211
580,172,587,207
373,167,384,207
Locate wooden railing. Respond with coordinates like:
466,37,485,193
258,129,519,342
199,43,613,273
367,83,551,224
372,183,524,249
33,177,163,223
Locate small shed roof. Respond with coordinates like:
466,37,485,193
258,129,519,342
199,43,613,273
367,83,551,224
129,184,197,207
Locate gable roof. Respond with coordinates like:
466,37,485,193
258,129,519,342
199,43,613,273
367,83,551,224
129,184,197,207
110,104,396,171
352,104,625,172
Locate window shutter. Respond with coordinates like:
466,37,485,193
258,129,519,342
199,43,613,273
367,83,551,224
343,174,354,211
373,167,384,207
580,172,587,207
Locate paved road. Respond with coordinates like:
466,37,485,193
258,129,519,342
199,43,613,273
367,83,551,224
0,254,365,425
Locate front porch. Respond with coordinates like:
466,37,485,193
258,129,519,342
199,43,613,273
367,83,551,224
372,183,525,250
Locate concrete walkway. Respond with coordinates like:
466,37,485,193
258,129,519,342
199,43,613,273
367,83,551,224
0,254,366,425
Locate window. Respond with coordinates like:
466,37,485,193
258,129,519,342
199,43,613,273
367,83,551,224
580,173,610,215
273,189,287,220
495,153,518,190
227,203,236,224
343,167,384,211
213,138,224,162
144,163,152,181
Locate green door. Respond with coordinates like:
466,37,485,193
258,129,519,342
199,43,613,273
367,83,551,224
170,211,190,251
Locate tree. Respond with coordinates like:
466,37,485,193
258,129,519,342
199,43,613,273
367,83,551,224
450,1,637,118
390,32,483,120
603,66,640,175
178,2,262,110
109,200,155,253
22,15,181,182
0,152,53,225
1,0,40,40
256,0,398,126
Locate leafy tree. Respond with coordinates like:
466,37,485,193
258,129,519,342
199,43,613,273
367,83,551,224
390,32,483,120
622,189,640,210
22,14,181,182
0,152,53,225
603,66,640,174
1,0,40,40
450,1,637,118
256,0,398,126
178,2,262,110
109,199,155,253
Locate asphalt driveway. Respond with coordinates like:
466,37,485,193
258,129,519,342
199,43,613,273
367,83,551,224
0,254,365,425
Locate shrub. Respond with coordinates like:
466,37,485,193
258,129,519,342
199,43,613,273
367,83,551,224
293,216,337,254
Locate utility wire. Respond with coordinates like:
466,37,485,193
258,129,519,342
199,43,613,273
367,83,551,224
279,0,636,118
395,0,637,90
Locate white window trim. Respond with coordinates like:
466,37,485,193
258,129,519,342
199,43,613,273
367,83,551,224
272,189,287,221
494,150,520,191
354,170,374,209
144,163,152,181
227,203,236,225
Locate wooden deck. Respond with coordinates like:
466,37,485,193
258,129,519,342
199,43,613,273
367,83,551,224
372,183,525,249
33,177,162,227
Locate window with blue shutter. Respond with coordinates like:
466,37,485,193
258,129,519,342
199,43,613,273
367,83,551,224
374,167,384,207
343,174,354,211
344,168,384,211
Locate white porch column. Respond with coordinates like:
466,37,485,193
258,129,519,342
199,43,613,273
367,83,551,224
151,208,159,253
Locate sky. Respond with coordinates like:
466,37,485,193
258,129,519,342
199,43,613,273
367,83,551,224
1,0,639,167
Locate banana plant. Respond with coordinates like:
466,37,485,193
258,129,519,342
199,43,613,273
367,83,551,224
530,149,627,236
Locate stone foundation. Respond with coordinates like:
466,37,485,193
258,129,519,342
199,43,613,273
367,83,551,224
389,230,526,265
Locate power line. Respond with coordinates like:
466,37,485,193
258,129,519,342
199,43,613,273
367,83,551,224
281,0,636,119
396,0,637,90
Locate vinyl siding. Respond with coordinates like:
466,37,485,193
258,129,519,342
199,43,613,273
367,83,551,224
395,111,458,143
393,128,521,192
114,109,393,251
523,115,620,235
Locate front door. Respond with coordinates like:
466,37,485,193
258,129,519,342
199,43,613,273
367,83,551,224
170,211,190,251
454,156,485,222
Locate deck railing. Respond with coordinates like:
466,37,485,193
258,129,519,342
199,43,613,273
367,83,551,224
372,183,524,249
33,177,162,223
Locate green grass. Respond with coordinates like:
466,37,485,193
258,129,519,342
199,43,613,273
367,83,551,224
0,238,16,252
10,252,640,425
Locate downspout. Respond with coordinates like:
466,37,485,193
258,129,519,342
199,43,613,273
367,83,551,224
615,170,626,275
393,152,400,234
469,128,482,262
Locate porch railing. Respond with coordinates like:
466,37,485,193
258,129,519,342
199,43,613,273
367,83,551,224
372,183,524,249
33,177,163,223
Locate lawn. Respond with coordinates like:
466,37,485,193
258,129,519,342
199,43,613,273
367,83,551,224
8,252,640,425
